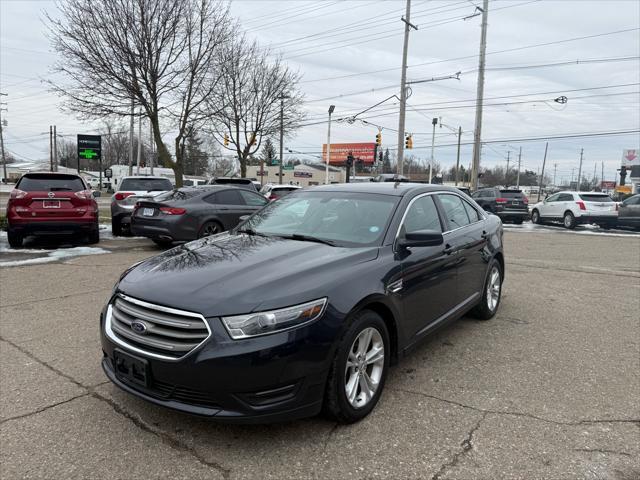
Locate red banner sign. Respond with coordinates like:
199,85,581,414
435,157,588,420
322,142,376,165
601,181,616,189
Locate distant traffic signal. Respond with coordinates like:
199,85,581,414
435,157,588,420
375,132,382,146
223,134,229,147
405,135,413,149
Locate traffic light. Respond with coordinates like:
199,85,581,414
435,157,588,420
405,135,413,149
375,132,382,146
223,134,229,147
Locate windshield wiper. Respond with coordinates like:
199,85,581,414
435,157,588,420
280,234,337,246
236,227,270,238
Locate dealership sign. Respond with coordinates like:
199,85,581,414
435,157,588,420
601,180,616,189
322,142,376,165
622,149,639,167
77,134,101,160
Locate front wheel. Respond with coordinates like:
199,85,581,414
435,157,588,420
563,211,576,229
531,210,541,224
470,259,502,320
324,310,390,424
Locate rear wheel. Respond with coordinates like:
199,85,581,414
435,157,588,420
531,209,541,224
513,218,524,225
7,228,23,248
324,310,389,424
198,221,223,238
563,211,576,229
470,259,502,320
87,224,100,244
111,218,122,236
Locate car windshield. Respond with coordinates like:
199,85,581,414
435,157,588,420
579,194,613,203
17,174,85,192
120,178,172,191
240,191,400,247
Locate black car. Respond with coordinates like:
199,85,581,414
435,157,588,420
617,194,640,230
101,183,504,423
130,186,268,246
471,188,529,223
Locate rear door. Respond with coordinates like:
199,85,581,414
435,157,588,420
436,193,488,305
13,174,91,220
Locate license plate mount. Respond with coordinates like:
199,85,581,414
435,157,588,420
43,200,61,208
143,208,155,217
114,349,150,388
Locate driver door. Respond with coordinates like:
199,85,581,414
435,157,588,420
397,194,459,341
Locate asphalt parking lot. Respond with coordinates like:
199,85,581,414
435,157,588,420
1,226,639,479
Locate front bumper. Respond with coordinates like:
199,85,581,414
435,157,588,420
99,301,337,423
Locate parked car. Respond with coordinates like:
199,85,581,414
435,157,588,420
471,188,529,224
530,191,617,229
206,177,258,191
101,183,504,423
110,176,173,236
617,194,640,230
260,184,302,201
456,186,471,196
6,172,99,247
130,186,269,246
371,174,410,182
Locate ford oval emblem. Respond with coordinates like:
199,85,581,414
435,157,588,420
48,192,55,198
131,320,147,334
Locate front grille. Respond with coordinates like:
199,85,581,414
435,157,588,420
152,380,220,408
108,294,210,360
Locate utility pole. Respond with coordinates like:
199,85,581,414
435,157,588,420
136,109,142,175
592,162,597,189
470,0,489,191
429,117,437,183
150,118,154,175
553,163,558,187
396,0,417,176
129,99,134,176
0,95,7,183
516,147,522,188
279,96,285,185
455,126,462,186
49,126,53,172
577,148,584,191
505,150,510,187
53,125,58,172
601,161,604,190
325,105,335,184
537,142,548,203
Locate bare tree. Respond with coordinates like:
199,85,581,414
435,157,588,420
47,0,233,186
206,36,305,177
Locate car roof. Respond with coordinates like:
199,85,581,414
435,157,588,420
271,184,301,189
121,176,170,180
308,182,463,197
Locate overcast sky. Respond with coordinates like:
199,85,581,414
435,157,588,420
1,0,639,184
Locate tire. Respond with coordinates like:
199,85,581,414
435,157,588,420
152,238,173,248
513,218,523,225
324,310,390,424
7,228,23,248
563,211,576,229
111,218,122,236
531,209,541,224
470,259,503,321
198,221,223,238
87,225,100,244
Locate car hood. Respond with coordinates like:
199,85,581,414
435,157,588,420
118,233,379,317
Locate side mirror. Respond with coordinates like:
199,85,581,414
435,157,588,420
92,190,101,198
398,230,443,249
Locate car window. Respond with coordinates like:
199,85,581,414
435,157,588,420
209,189,244,205
579,194,613,203
437,194,471,230
154,189,205,201
402,195,442,234
623,196,639,206
239,190,268,206
558,193,575,202
462,200,480,222
545,193,560,202
499,190,524,198
119,178,172,191
17,174,85,192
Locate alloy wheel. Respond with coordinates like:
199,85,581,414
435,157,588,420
202,223,220,237
344,327,384,409
564,214,573,228
486,266,501,311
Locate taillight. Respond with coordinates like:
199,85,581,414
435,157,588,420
10,189,27,199
523,197,528,205
159,207,186,215
495,197,507,204
74,190,92,199
576,201,586,210
115,192,134,201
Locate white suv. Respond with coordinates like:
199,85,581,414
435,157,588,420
531,191,617,229
110,176,173,235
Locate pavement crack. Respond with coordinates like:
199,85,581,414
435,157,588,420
508,261,639,279
431,412,487,480
322,422,339,452
90,390,232,479
0,287,111,308
391,387,640,427
574,448,632,457
0,392,91,425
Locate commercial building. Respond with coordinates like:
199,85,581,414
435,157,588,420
246,163,345,187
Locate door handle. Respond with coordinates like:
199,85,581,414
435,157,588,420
443,244,456,255
481,230,488,239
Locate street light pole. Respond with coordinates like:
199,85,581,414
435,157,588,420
455,126,462,186
396,0,417,176
429,117,437,183
325,105,335,185
470,0,489,191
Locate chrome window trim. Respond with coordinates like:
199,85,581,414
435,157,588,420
104,294,212,362
394,190,485,245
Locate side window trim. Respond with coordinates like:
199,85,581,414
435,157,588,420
394,192,445,242
434,193,484,234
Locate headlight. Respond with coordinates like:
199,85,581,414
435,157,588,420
221,298,327,340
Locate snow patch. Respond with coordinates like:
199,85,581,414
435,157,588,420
0,246,110,268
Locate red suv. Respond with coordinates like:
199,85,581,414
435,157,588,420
6,173,99,248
